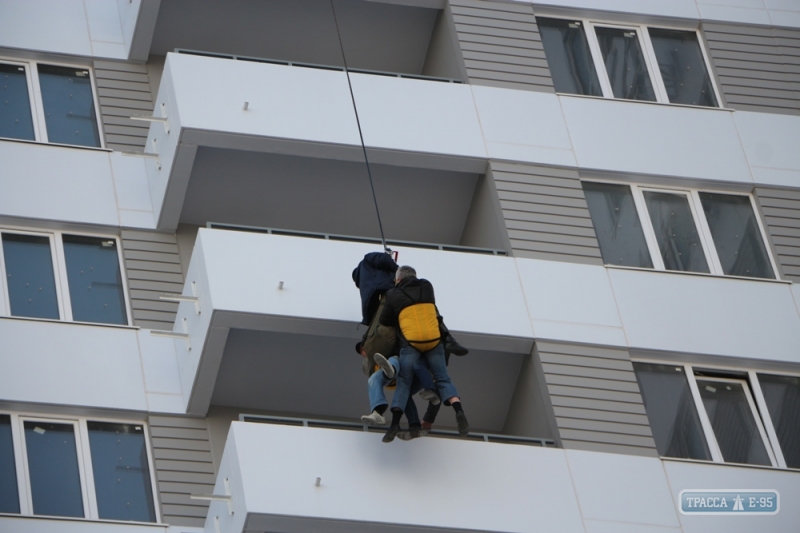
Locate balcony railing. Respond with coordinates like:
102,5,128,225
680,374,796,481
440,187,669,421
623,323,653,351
175,48,463,84
207,222,507,256
239,414,555,447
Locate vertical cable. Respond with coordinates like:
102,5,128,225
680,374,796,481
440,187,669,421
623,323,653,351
329,0,390,253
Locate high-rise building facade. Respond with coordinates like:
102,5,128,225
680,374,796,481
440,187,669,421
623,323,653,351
1,1,799,532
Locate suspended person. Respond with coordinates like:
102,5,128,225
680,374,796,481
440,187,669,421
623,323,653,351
379,265,469,443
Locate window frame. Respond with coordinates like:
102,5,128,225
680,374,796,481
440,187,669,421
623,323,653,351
582,181,781,280
540,17,723,108
2,412,161,523
0,55,105,149
635,361,795,470
0,227,132,326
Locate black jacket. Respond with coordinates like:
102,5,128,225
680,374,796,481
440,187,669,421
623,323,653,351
380,277,441,347
352,252,398,325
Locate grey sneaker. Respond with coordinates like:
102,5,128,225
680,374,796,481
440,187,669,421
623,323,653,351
360,410,386,426
456,412,469,437
374,353,395,379
418,389,441,405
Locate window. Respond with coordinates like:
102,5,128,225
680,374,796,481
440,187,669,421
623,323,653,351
634,363,798,469
582,183,777,279
0,58,102,148
0,229,129,326
538,18,719,107
1,413,158,522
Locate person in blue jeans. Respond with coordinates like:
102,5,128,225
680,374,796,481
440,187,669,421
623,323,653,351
379,265,468,443
360,351,439,438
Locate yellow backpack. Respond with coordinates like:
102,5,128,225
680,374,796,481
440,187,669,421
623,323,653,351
398,301,441,352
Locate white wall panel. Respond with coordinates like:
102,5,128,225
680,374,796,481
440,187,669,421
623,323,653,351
663,459,800,533
0,142,119,227
0,0,142,60
213,422,585,533
516,258,627,346
560,96,752,184
196,229,533,339
608,268,800,362
0,319,147,411
566,449,680,529
350,73,487,160
471,85,576,168
734,111,800,189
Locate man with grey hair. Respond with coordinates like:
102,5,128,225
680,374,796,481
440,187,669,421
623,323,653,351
379,265,468,442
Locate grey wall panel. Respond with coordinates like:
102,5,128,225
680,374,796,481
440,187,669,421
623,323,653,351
93,60,155,151
121,230,183,330
703,23,800,115
449,0,554,92
535,341,658,457
754,187,800,281
149,415,215,528
489,161,603,264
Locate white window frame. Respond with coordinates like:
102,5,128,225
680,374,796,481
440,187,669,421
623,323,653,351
2,412,161,523
0,56,105,148
0,227,132,326
635,361,795,470
542,17,723,107
585,181,780,279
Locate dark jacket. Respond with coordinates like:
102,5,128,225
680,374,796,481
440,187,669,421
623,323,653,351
352,252,398,325
380,276,441,347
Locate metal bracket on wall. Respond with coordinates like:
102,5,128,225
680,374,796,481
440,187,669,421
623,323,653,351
130,103,170,134
191,477,234,515
150,318,191,351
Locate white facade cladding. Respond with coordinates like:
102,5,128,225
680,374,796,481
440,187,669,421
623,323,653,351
1,1,799,532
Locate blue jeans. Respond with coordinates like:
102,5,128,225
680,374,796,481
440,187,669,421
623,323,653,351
413,357,435,392
367,356,421,426
391,343,458,413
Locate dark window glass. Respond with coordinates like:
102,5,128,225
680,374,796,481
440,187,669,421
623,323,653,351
634,363,711,460
538,18,602,96
758,374,800,469
644,191,710,273
583,182,653,268
37,65,100,147
62,236,127,325
2,234,59,319
699,193,774,279
0,415,20,514
595,27,656,101
88,422,155,522
649,28,718,107
24,421,84,517
0,63,35,141
697,379,771,466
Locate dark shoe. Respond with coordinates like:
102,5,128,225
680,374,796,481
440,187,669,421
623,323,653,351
382,425,400,443
456,412,469,437
398,427,427,441
445,336,468,356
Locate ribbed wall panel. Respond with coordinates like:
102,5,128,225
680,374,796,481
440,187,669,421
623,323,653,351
121,230,183,330
93,60,155,151
535,341,657,457
148,416,215,528
490,161,602,264
450,0,554,92
755,187,800,282
703,23,800,115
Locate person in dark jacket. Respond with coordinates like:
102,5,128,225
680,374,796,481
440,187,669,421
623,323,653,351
379,265,469,442
352,251,398,326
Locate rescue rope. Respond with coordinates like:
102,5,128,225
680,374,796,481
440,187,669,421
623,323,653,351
329,0,390,254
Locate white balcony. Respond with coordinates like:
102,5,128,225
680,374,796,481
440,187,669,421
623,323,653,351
206,420,800,533
173,228,533,431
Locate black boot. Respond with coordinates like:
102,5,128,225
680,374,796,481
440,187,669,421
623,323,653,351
445,334,468,356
